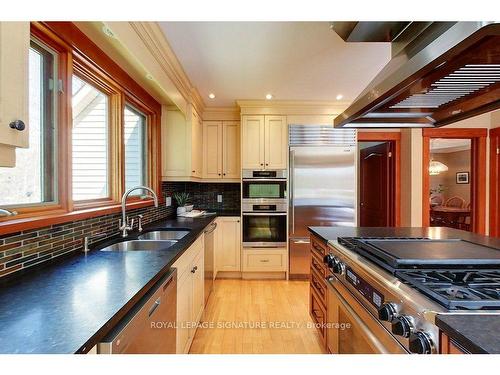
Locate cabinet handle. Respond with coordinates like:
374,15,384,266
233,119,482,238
223,173,226,176
260,163,264,166
218,173,221,176
265,163,269,166
148,297,161,317
260,259,270,263
191,266,198,273
192,170,195,173
9,120,26,131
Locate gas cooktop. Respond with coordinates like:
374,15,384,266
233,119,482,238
337,236,500,310
396,269,500,310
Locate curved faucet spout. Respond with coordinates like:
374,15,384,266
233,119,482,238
120,186,159,237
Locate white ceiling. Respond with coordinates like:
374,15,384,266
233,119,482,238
159,22,391,107
431,138,472,153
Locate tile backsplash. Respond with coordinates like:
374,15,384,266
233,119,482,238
163,181,241,211
0,181,240,280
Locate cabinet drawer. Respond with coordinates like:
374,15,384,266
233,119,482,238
310,287,327,343
311,236,327,260
242,248,287,272
172,235,204,279
311,254,327,278
310,268,327,307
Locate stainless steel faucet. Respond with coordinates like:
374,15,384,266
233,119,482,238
120,186,159,237
83,232,108,253
0,208,18,217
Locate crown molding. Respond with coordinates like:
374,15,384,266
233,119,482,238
129,22,205,116
203,106,241,121
236,100,351,115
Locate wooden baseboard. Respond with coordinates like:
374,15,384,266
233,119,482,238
241,272,286,280
215,271,242,279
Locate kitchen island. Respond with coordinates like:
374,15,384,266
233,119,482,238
308,226,500,354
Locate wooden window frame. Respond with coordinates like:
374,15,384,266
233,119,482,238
0,22,162,236
422,128,488,234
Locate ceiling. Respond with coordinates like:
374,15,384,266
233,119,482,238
159,22,391,107
430,139,472,153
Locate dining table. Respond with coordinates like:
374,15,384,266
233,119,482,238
430,205,471,229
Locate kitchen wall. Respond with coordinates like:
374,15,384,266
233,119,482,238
0,181,240,280
399,110,497,233
430,150,471,204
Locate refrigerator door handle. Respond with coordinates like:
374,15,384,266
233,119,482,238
289,149,295,235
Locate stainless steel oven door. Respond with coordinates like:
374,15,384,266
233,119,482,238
326,276,408,354
242,212,287,248
242,179,287,200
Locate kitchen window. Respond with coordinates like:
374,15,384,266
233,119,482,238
124,104,148,192
71,75,111,201
0,39,58,208
0,22,161,235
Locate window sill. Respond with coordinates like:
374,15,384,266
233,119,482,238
0,199,159,236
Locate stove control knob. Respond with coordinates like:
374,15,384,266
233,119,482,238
323,253,336,267
332,261,346,275
378,303,397,322
409,332,433,354
391,315,413,338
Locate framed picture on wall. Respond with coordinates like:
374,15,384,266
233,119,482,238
456,172,469,184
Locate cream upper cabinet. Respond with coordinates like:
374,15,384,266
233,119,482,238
0,22,30,167
202,120,240,180
202,121,223,179
191,110,203,178
161,105,203,181
241,115,265,169
216,216,241,272
241,115,287,170
264,115,288,169
222,121,240,179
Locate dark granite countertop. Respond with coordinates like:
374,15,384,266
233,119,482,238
436,314,500,354
0,214,219,354
308,226,500,248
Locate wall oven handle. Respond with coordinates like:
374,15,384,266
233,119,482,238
242,212,287,216
326,279,389,354
242,178,287,182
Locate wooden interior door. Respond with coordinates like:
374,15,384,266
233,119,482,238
359,142,393,227
490,128,500,237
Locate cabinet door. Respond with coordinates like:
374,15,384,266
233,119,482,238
264,115,287,169
0,22,30,151
217,217,241,272
222,121,240,179
241,115,265,169
191,111,203,178
203,121,223,179
191,250,205,325
176,270,192,354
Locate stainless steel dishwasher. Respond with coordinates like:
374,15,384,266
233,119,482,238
98,269,177,354
204,221,217,304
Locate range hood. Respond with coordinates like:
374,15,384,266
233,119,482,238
332,22,500,128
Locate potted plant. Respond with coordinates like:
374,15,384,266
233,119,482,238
173,192,191,215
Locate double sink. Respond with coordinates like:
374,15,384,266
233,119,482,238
100,229,191,252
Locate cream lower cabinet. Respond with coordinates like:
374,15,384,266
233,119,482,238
0,22,30,167
202,121,240,180
215,216,241,274
242,248,288,272
241,115,287,170
172,234,205,354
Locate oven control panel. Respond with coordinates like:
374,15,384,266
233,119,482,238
345,267,385,309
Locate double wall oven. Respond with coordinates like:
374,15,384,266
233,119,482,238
242,170,287,248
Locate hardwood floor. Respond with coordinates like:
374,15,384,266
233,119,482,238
189,279,327,354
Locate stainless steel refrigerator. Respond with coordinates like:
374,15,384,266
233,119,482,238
288,126,357,279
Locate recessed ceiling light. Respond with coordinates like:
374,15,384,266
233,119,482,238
102,25,116,39
336,94,344,100
265,94,273,100
208,93,216,99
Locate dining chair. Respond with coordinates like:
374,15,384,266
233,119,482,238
444,196,466,208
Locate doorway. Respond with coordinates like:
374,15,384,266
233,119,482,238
490,127,500,237
358,132,400,227
428,138,472,231
422,128,488,234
